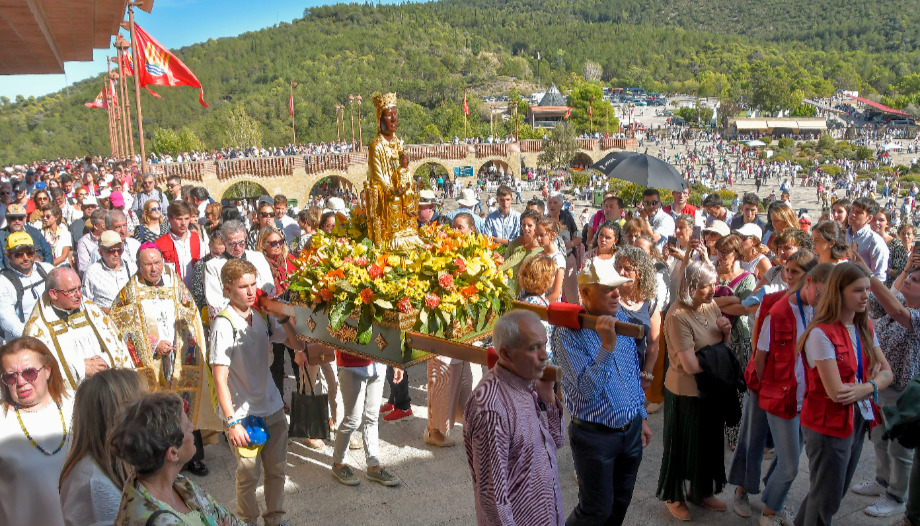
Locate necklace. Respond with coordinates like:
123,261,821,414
690,307,710,327
15,402,67,456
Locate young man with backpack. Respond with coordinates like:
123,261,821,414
209,258,304,526
0,232,52,340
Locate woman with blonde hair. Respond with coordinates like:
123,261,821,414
0,337,74,526
59,369,147,526
535,217,565,303
795,262,893,525
620,218,643,247
764,202,800,250
135,199,168,244
735,224,771,281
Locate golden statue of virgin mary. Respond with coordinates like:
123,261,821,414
365,93,423,250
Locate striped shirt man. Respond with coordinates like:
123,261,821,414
464,364,565,525
552,309,648,429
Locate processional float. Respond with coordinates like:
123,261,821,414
260,93,641,378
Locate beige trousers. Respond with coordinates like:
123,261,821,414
231,409,288,526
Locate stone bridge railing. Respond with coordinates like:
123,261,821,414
150,138,636,190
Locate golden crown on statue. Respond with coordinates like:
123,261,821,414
373,92,398,120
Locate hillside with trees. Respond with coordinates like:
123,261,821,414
2,0,920,161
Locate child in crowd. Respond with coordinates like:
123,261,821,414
535,218,565,302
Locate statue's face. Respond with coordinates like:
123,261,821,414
380,107,398,135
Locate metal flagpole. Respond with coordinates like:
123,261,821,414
125,2,147,172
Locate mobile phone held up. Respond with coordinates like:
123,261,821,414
692,226,702,243
914,239,920,254
667,236,679,248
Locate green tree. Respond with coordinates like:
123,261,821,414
224,106,262,148
537,121,577,170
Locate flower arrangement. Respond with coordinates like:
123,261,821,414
288,208,515,345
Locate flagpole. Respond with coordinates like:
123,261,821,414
109,59,128,160
126,2,147,173
104,81,118,158
464,89,469,140
105,61,122,159
290,82,297,146
115,39,135,159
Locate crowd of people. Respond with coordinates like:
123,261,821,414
0,150,919,526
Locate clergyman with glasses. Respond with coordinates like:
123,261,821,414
23,267,132,389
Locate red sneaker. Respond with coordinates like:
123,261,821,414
379,403,395,414
383,408,413,421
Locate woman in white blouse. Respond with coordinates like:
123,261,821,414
59,369,147,526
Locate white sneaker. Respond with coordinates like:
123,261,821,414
759,512,793,526
733,491,752,518
865,494,906,517
852,480,886,496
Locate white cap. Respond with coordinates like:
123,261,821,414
733,223,763,240
577,257,633,288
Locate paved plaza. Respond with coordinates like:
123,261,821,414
194,146,914,525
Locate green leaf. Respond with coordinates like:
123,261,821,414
419,307,429,328
329,301,351,331
336,279,356,294
491,294,500,313
373,298,394,310
357,304,374,345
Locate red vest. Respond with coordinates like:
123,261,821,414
757,299,799,419
744,290,787,392
800,322,869,438
155,232,201,280
337,350,372,368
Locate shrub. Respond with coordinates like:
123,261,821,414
778,138,794,149
855,146,873,161
817,134,835,149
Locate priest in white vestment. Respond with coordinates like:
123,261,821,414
23,267,132,389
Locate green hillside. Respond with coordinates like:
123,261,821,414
2,0,920,161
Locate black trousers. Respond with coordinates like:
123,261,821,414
191,430,205,462
385,365,411,410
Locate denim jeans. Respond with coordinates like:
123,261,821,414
728,391,770,494
567,415,643,526
762,412,804,512
333,367,385,468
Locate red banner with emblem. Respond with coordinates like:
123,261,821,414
133,24,207,107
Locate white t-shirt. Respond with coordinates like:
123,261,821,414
756,299,813,409
59,455,122,526
547,250,566,271
0,396,75,526
209,308,286,420
279,215,300,244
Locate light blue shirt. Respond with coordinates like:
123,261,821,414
551,310,648,429
484,209,521,242
847,224,889,280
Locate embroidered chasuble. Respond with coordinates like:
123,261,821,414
23,294,132,390
110,266,222,431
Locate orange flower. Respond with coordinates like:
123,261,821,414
368,264,383,279
460,285,477,298
327,268,345,279
359,288,374,304
320,288,333,302
375,254,389,267
424,293,440,308
397,296,413,313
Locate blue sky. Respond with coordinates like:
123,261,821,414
0,1,410,99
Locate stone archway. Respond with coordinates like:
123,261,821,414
219,179,270,204
413,161,451,189
571,152,594,169
308,175,356,197
476,159,513,180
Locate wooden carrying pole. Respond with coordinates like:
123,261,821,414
115,41,136,158
125,3,147,173
406,331,558,383
511,300,645,338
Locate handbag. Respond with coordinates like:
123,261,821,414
288,366,331,440
306,342,336,365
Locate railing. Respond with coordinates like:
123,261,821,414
216,157,295,180
147,138,636,180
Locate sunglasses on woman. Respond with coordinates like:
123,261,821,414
1,366,44,386
264,240,284,248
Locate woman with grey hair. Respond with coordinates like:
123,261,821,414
614,246,661,389
657,256,734,521
109,392,244,525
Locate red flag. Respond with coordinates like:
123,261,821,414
85,88,106,109
108,79,118,107
463,93,469,116
122,45,162,98
564,107,572,119
589,101,593,118
133,24,207,107
290,93,294,116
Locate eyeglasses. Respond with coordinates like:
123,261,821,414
0,191,10,195
259,212,273,218
264,240,284,248
52,286,81,298
618,265,637,274
7,216,25,221
148,207,160,212
104,246,124,254
643,200,660,207
42,215,53,220
1,367,44,386
167,183,179,189
10,248,35,258
226,240,246,248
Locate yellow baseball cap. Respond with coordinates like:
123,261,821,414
6,232,34,251
237,444,263,458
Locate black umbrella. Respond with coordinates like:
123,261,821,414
590,151,688,192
